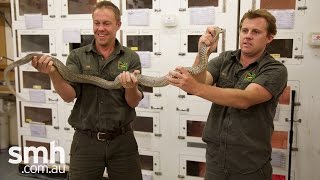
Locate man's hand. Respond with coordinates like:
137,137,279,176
198,26,221,56
167,66,201,95
31,55,56,74
119,70,140,89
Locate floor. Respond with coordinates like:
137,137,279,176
0,150,66,180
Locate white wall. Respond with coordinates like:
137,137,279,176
4,0,320,179
291,0,320,179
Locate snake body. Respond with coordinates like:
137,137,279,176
4,28,223,97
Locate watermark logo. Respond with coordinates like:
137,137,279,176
8,141,66,174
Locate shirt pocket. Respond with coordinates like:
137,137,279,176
235,81,251,90
108,71,122,80
216,77,234,88
82,69,98,76
102,63,123,80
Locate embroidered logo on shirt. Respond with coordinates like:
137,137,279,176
244,72,256,81
118,61,128,71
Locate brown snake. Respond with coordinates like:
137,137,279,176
3,28,223,98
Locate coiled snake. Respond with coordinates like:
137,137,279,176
3,28,223,98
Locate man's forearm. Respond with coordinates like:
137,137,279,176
49,71,76,102
125,87,142,108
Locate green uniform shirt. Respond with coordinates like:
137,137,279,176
203,50,288,173
66,39,143,132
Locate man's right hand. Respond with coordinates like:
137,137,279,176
31,55,56,74
198,26,220,56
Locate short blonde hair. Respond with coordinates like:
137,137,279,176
92,1,121,22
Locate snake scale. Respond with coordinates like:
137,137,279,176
3,28,223,97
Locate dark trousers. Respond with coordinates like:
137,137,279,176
205,152,272,180
68,130,142,180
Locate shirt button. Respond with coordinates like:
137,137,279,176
100,101,103,104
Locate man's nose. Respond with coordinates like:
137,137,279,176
96,24,105,31
244,31,253,39
97,25,103,30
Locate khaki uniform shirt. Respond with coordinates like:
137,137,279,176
66,39,143,132
203,50,288,173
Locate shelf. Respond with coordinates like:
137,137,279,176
0,63,11,70
0,2,10,7
0,84,14,94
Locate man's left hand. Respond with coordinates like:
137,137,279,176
167,66,199,95
119,70,140,89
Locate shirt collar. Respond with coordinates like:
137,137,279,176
231,49,269,65
85,39,124,55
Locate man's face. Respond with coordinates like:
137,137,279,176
239,17,273,58
92,8,121,47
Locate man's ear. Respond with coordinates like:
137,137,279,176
267,35,274,44
117,21,122,30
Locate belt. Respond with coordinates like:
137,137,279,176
75,124,132,141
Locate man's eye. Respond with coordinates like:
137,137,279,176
252,31,259,34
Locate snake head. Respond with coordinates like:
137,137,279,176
213,27,225,41
214,27,225,34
